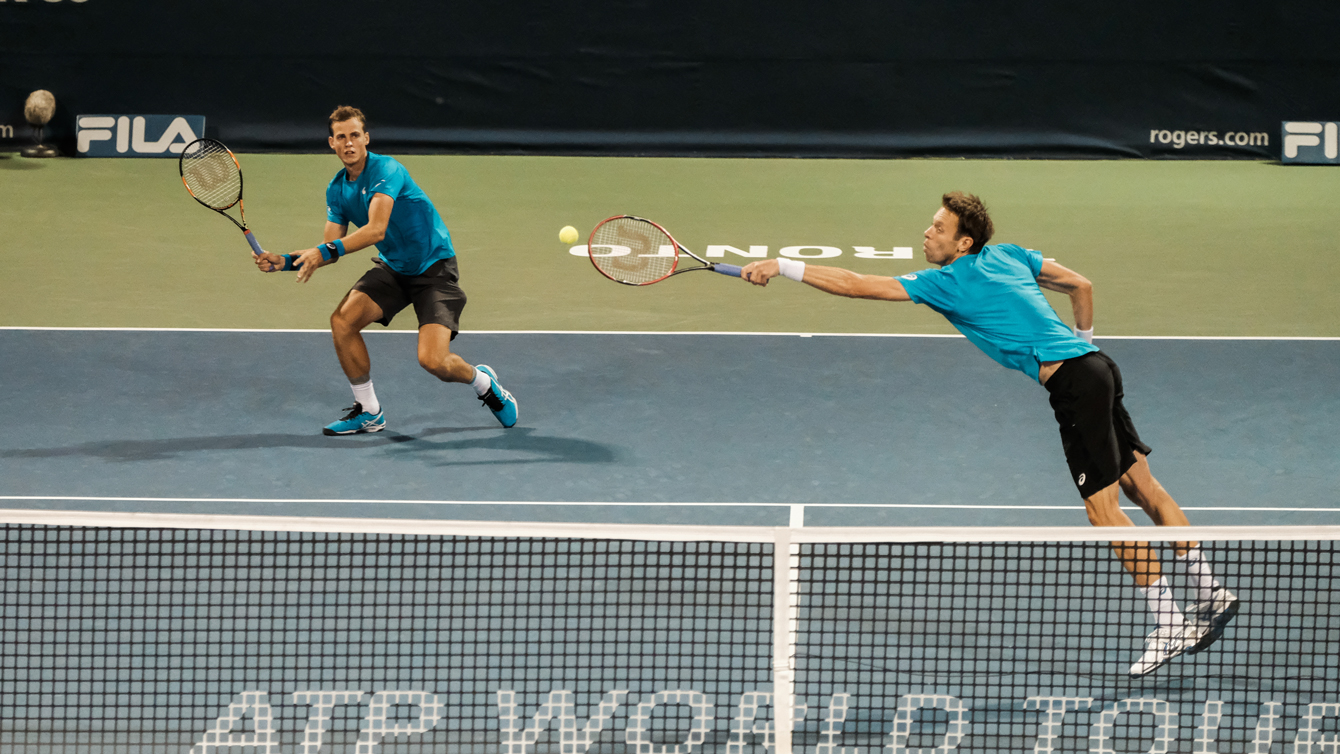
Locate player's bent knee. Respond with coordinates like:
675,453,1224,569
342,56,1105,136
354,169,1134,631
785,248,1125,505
1086,508,1119,527
1118,474,1140,498
1083,486,1130,527
331,310,365,337
417,344,455,373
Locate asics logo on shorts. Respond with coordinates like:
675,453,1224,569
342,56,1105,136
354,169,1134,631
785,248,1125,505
1077,473,1086,486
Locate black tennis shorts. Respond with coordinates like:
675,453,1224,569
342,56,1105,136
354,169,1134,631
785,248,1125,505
1043,350,1153,498
350,257,466,337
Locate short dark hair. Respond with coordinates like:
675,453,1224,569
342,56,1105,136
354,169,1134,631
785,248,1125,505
941,191,994,254
328,105,367,136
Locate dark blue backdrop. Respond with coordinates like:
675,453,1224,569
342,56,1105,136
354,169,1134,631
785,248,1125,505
3,1,1337,157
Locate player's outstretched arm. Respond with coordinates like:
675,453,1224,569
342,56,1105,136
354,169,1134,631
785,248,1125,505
741,259,910,301
1036,259,1093,331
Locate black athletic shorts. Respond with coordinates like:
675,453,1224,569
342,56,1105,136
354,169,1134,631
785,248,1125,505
350,257,466,337
1043,350,1153,498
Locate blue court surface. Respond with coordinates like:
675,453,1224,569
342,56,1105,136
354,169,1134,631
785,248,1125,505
1,328,1335,527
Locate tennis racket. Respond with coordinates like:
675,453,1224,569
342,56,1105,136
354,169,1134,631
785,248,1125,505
587,215,742,286
179,138,265,256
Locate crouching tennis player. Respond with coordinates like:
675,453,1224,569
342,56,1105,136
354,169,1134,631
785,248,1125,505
252,106,517,435
741,192,1237,677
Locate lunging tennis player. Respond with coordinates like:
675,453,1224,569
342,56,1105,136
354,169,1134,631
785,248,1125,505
252,106,518,435
740,192,1237,677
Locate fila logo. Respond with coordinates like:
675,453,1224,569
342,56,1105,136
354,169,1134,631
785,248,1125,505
1282,121,1340,164
76,115,205,158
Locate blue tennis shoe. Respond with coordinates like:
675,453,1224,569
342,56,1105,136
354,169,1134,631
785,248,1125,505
476,365,518,428
323,403,386,436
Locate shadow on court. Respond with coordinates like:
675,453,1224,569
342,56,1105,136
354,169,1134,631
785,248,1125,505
2,426,616,466
0,156,45,171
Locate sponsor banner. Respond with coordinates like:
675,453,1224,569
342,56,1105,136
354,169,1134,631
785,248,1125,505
75,114,205,157
1147,128,1270,153
1281,121,1340,164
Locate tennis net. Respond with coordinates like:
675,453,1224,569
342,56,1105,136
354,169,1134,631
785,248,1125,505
0,510,1336,754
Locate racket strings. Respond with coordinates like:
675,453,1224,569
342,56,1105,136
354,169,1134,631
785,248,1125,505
589,217,678,285
181,140,243,210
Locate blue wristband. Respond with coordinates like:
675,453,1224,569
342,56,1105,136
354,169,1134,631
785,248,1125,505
281,254,295,271
320,239,346,263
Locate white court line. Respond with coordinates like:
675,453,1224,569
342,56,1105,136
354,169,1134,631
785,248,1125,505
0,327,1336,340
0,496,1336,513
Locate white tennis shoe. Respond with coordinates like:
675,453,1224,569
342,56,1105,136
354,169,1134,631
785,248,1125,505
1129,624,1203,677
1188,587,1240,654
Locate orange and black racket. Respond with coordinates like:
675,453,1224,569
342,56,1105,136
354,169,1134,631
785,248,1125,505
179,138,265,257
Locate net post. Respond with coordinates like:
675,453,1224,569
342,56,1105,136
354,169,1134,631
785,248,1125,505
773,526,797,754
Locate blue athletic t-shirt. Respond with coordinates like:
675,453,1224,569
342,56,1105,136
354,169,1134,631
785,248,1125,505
325,152,455,276
897,243,1098,383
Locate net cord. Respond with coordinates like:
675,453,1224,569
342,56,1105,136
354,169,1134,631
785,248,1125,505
0,507,1335,544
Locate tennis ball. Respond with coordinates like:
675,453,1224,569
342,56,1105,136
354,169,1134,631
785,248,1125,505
559,225,580,245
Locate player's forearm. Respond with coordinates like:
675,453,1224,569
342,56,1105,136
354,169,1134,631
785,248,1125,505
330,224,385,255
1037,260,1093,330
1069,281,1093,331
802,265,910,302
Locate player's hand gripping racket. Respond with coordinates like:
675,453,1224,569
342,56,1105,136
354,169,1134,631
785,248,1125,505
587,215,741,285
179,138,265,257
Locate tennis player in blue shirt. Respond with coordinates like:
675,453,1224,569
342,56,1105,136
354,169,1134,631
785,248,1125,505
253,106,517,435
740,191,1237,677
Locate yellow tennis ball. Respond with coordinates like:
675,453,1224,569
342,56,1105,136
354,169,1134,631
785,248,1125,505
559,225,580,245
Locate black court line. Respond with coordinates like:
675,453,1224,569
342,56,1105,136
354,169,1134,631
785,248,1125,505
0,330,1335,526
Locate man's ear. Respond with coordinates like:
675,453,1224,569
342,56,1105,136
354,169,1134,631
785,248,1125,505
957,234,975,253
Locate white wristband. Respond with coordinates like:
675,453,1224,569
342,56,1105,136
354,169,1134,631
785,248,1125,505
777,258,806,282
1075,327,1094,343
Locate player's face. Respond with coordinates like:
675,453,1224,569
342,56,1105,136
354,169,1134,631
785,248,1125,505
329,118,370,168
923,207,973,266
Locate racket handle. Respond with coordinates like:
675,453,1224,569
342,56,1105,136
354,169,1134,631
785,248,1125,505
243,230,264,256
712,263,743,277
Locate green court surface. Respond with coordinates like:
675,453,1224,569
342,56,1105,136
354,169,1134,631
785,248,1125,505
1,153,1336,335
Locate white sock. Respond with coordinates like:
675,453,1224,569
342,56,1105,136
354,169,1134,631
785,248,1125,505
1140,576,1186,631
1178,547,1221,603
350,379,380,415
471,367,492,397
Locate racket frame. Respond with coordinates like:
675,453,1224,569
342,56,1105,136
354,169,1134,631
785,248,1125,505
587,215,739,286
179,138,264,256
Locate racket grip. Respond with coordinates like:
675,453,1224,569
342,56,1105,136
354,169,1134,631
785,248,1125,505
243,230,264,256
712,263,743,277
